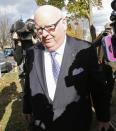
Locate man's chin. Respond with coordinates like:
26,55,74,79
45,46,56,52
44,42,51,48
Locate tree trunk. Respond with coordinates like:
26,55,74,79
88,0,96,42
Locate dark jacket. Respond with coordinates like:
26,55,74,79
23,36,110,131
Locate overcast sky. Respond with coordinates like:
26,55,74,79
0,0,38,22
0,0,113,33
93,0,113,33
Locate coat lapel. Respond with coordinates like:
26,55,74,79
53,36,80,101
34,45,49,97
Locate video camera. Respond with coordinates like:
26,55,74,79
10,18,36,68
10,19,35,41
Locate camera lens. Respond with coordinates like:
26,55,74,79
111,0,116,11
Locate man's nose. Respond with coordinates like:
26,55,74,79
42,29,49,37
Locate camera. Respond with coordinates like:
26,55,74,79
110,0,116,20
10,19,35,71
10,19,35,41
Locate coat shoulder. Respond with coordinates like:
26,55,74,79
67,36,92,51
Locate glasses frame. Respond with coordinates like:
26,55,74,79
35,18,62,35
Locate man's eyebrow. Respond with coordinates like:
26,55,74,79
35,22,54,28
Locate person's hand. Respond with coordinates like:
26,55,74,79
98,121,110,131
24,113,33,124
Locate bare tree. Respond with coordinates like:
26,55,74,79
0,12,12,49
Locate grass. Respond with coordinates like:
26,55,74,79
0,69,28,131
0,68,116,131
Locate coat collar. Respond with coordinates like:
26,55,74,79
34,44,50,98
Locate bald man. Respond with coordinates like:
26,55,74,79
23,5,111,131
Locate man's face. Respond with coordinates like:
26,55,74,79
35,15,66,51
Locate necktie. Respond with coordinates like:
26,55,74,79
50,52,60,83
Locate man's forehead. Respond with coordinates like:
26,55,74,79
34,5,62,26
35,15,61,27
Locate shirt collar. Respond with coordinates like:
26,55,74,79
55,35,66,55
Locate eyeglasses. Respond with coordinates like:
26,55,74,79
35,18,62,35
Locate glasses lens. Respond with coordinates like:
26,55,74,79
35,18,62,35
45,26,55,32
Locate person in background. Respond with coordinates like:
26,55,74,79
104,23,113,36
23,5,111,131
10,19,36,78
94,22,115,108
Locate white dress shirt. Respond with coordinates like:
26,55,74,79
44,36,66,100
